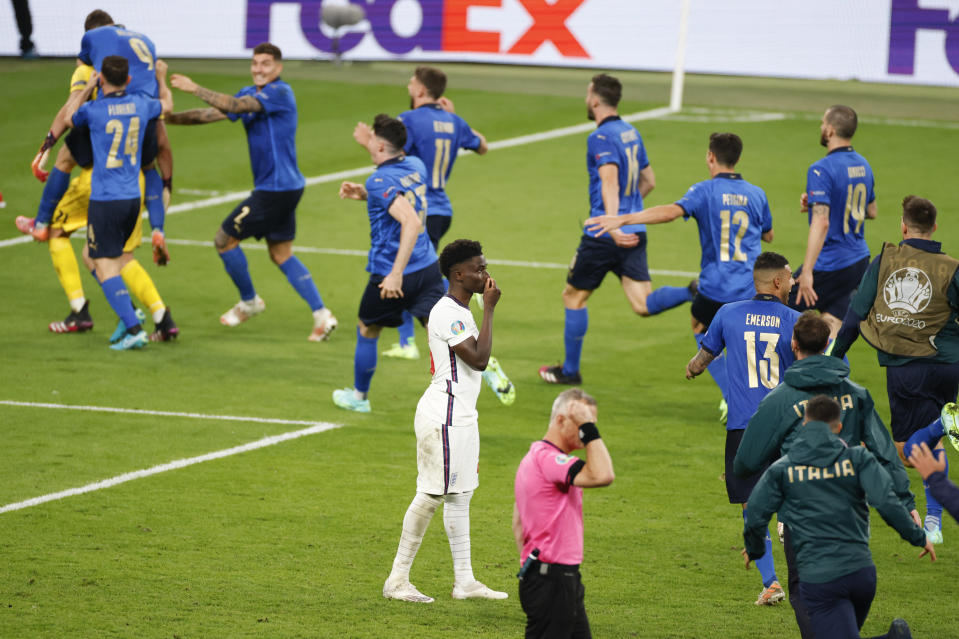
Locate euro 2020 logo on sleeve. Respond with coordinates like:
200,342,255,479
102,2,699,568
883,267,932,315
450,320,466,336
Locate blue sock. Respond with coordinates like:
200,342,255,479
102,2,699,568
562,307,588,376
36,167,71,226
696,333,729,399
397,311,415,346
743,509,778,587
219,246,256,301
100,275,140,331
354,327,378,393
143,167,165,232
924,449,948,524
904,418,945,458
646,285,693,315
279,255,323,311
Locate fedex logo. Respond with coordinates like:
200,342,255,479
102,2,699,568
888,0,959,75
245,0,589,57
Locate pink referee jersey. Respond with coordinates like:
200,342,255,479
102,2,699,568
514,440,585,565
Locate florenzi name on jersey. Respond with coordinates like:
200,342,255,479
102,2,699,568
722,193,749,206
107,103,137,116
848,166,867,178
745,313,782,327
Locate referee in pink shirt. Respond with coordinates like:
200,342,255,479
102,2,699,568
512,388,615,639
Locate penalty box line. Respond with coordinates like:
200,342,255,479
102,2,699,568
0,400,342,515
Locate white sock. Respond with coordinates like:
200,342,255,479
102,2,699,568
70,297,86,313
390,492,441,581
152,307,166,324
353,388,368,401
444,490,475,585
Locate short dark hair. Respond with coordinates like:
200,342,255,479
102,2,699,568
709,132,743,167
84,10,114,31
825,105,858,139
414,66,446,100
805,395,841,424
590,73,622,108
793,311,830,355
101,55,129,87
439,239,483,279
753,251,789,273
902,195,937,234
253,42,282,61
372,113,407,153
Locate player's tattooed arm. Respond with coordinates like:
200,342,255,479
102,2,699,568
193,86,264,114
686,348,716,379
165,108,229,125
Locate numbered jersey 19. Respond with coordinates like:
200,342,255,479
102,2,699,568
805,147,875,272
71,92,162,201
700,295,802,430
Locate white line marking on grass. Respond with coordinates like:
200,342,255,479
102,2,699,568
162,238,700,278
0,400,342,515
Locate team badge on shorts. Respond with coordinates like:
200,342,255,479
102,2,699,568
450,320,466,335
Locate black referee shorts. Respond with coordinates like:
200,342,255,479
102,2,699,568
519,563,591,639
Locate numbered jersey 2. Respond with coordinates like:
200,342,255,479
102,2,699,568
363,155,437,277
79,25,159,98
677,173,773,303
700,296,802,430
806,147,875,271
399,104,483,218
585,116,650,237
72,93,161,201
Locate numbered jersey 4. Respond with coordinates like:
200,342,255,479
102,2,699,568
701,296,802,430
79,25,159,98
363,155,437,276
678,173,773,303
806,147,875,271
72,93,162,201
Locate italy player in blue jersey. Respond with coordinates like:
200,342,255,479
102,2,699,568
588,133,773,413
540,74,665,385
167,43,337,341
791,105,876,338
334,114,446,412
23,10,174,267
60,56,173,350
686,252,800,605
385,66,488,362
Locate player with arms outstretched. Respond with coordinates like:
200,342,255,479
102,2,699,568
383,239,507,603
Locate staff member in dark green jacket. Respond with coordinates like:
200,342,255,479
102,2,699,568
831,195,959,545
744,396,934,639
734,312,918,638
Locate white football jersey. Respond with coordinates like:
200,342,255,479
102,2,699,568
418,294,482,427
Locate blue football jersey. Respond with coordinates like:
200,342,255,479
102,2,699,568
676,173,773,303
365,156,438,276
701,296,801,430
398,104,482,218
227,79,305,192
585,116,649,238
79,26,159,98
72,91,161,201
806,147,875,271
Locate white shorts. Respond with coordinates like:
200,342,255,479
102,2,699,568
414,404,479,495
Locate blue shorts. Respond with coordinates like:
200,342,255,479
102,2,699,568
800,564,876,639
567,233,649,291
426,215,452,250
725,428,765,503
789,256,869,319
358,262,445,328
223,188,303,242
87,197,140,259
886,361,959,441
691,292,725,329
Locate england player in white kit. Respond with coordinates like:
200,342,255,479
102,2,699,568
384,239,508,603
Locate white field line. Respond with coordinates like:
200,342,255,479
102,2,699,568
0,400,342,514
161,238,700,278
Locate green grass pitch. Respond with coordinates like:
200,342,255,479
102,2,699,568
0,58,957,638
